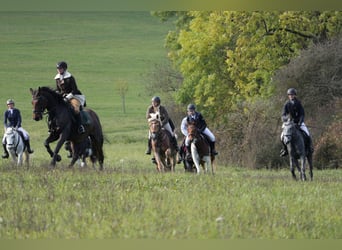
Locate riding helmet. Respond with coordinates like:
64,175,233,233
56,61,68,70
151,96,161,104
287,88,297,96
187,104,196,111
6,99,14,105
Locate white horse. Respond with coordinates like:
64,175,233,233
3,127,29,167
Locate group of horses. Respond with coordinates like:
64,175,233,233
148,112,215,174
2,86,313,180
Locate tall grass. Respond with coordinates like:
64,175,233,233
0,12,342,239
0,167,341,239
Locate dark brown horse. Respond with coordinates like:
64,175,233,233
30,86,104,170
187,124,215,174
148,115,177,172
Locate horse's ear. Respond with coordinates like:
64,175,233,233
29,88,33,95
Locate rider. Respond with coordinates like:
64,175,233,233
280,88,314,156
145,96,179,156
2,99,34,158
55,61,86,134
185,104,218,156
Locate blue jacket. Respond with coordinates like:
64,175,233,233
4,108,22,128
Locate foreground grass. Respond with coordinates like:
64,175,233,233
0,165,341,239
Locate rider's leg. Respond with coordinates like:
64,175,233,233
71,99,85,134
24,139,34,154
145,137,152,155
2,143,9,159
203,128,218,155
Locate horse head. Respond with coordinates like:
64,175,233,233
149,119,162,138
282,120,296,145
5,127,18,149
187,124,199,142
30,87,48,121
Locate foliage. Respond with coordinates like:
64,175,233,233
155,11,342,119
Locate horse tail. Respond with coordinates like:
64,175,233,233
87,109,104,167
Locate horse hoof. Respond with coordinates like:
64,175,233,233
56,155,62,162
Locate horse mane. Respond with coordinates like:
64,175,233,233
38,86,65,104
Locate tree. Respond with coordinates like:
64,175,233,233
116,79,128,114
155,11,342,121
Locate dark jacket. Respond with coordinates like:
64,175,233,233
186,111,207,132
4,108,22,128
55,72,82,96
146,105,170,127
281,98,305,124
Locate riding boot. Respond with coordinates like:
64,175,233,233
145,138,152,155
280,143,288,157
210,141,218,156
24,140,34,154
2,144,9,159
75,113,85,134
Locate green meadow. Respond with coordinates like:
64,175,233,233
0,12,342,239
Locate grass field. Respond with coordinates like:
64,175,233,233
0,12,342,239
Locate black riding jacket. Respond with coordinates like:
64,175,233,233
281,98,305,124
186,111,207,132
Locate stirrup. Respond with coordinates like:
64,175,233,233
78,125,85,134
280,149,288,157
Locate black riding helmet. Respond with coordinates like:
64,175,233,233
187,104,196,111
287,88,297,96
56,61,68,70
151,96,161,105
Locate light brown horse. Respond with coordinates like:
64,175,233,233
149,117,177,172
187,124,215,174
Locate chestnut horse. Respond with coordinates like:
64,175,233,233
30,86,104,170
148,116,177,172
187,124,215,174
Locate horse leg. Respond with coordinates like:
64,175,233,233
300,156,307,181
289,156,297,180
49,135,67,167
307,154,314,181
191,143,201,174
17,153,23,167
44,133,62,162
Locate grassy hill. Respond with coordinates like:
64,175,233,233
0,11,172,167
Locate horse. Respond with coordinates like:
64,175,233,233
187,124,215,174
148,115,177,172
281,120,313,181
3,127,29,167
30,86,104,170
179,139,196,173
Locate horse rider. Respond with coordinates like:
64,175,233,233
280,88,314,157
55,61,86,134
2,99,34,158
145,96,179,156
185,104,218,156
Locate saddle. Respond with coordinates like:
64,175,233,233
80,110,91,125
